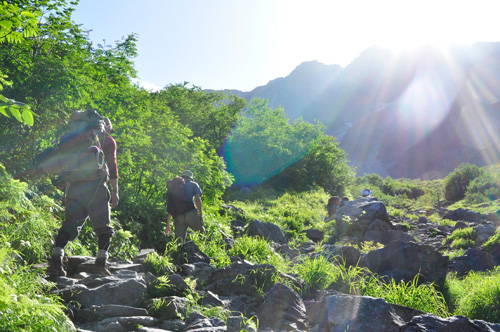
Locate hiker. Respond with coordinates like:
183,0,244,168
46,110,118,277
326,196,341,220
165,170,205,242
340,196,349,207
361,188,372,197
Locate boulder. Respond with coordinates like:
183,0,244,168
305,293,423,332
400,313,500,331
256,283,309,331
245,219,288,244
171,241,211,265
56,277,148,308
449,248,495,277
360,241,448,287
443,208,483,223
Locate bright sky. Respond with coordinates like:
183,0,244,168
72,0,500,92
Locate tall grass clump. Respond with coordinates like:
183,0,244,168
228,235,286,270
446,268,500,323
366,275,449,317
291,255,336,298
143,250,175,276
0,245,74,331
190,220,231,268
443,227,476,249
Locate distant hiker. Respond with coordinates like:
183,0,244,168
326,196,341,220
165,170,205,242
361,188,372,197
44,109,118,277
340,196,349,207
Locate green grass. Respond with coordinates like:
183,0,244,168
446,268,500,323
366,275,449,317
443,227,476,249
0,246,74,332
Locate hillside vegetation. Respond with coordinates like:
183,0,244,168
2,1,500,331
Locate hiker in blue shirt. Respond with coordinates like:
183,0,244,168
165,170,205,242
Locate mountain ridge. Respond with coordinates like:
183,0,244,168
224,42,500,179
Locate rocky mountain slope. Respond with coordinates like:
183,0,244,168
45,196,500,331
230,43,500,179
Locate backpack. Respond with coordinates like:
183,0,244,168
166,177,195,216
36,109,109,183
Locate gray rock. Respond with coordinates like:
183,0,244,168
256,283,309,331
400,313,500,331
360,241,448,287
57,277,148,307
306,293,422,332
245,219,288,244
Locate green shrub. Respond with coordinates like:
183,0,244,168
0,164,62,264
444,163,484,202
465,171,500,204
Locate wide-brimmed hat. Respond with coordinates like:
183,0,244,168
181,170,194,180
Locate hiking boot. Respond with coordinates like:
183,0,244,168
94,258,111,275
46,255,67,277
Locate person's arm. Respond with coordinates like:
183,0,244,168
165,213,172,236
109,178,119,208
194,193,203,225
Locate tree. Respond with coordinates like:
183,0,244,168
0,1,39,125
266,135,355,194
0,0,138,177
224,98,327,186
444,163,484,202
154,83,246,150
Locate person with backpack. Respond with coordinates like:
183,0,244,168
361,188,372,197
45,109,118,277
165,170,205,242
326,196,340,220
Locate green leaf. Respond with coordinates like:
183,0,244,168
0,106,9,117
20,11,36,18
8,106,22,122
21,109,34,126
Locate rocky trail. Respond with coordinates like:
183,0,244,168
45,197,500,332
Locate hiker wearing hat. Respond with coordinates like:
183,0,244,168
165,170,205,241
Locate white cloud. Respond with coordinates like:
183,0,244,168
138,80,162,92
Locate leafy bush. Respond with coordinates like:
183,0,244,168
0,164,61,264
224,99,329,187
190,220,231,268
465,171,500,204
444,163,484,202
266,135,355,195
